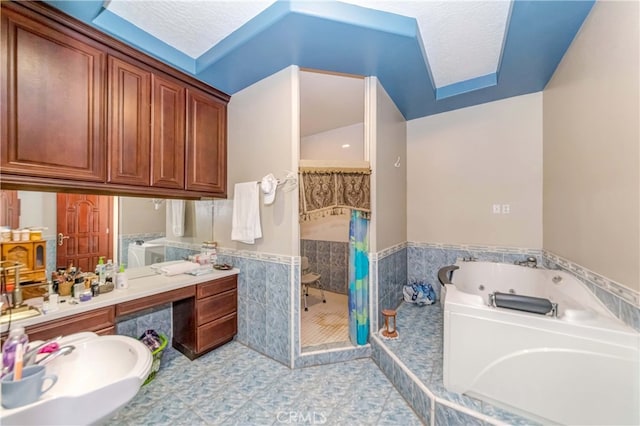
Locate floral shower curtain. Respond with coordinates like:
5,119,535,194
349,209,369,346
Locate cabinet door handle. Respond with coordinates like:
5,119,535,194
57,233,70,246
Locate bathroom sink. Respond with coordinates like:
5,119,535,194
1,332,153,425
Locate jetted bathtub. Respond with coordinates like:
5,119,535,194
440,261,639,425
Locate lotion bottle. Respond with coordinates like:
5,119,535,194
116,264,128,289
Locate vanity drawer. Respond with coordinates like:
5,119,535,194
196,312,236,353
196,289,236,326
197,275,236,299
26,306,115,341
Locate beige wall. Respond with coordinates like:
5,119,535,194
300,215,350,242
17,191,57,237
119,196,166,235
214,66,299,255
407,93,543,248
164,200,214,243
543,0,639,292
371,78,407,251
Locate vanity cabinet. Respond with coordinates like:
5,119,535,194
173,275,237,360
0,6,106,183
0,1,229,199
0,240,46,285
25,306,116,341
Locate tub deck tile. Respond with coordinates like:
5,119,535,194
378,301,539,425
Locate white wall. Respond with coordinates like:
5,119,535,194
300,123,364,161
407,93,543,248
543,0,639,292
370,78,407,251
215,66,299,255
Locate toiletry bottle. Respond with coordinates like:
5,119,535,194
105,259,114,284
91,277,99,297
116,264,128,289
1,326,28,377
96,257,105,284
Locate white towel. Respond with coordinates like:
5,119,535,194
159,261,200,276
171,200,185,236
231,182,262,244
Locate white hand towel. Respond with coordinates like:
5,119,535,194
160,261,200,276
171,200,186,237
231,182,262,244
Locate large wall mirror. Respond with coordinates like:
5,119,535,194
0,190,167,278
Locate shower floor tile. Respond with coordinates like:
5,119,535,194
301,288,349,347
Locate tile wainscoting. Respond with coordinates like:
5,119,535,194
372,243,408,332
405,242,639,331
544,250,640,331
217,249,293,368
301,239,349,295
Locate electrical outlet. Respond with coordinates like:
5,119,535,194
492,204,501,214
502,204,510,214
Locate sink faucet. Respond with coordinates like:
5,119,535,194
32,345,76,366
23,336,62,366
515,256,538,268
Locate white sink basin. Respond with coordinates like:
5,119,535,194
1,332,152,425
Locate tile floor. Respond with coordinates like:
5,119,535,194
301,288,348,347
107,340,423,426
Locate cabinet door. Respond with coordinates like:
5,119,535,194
1,9,106,181
107,56,151,185
151,75,185,189
1,242,32,276
185,88,227,195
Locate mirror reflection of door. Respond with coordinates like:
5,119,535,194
0,190,20,229
56,194,113,272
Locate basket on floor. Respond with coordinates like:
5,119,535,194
143,333,168,386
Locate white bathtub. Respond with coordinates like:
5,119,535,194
442,261,639,425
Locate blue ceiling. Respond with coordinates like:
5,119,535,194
46,0,594,120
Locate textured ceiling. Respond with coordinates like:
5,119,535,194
342,0,511,88
105,0,276,58
48,0,595,120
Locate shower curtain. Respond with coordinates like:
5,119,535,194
348,209,369,346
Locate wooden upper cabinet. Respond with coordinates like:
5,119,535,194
151,75,185,189
0,1,229,198
1,8,106,182
186,88,227,195
107,56,151,186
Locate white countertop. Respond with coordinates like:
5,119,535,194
1,266,239,333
